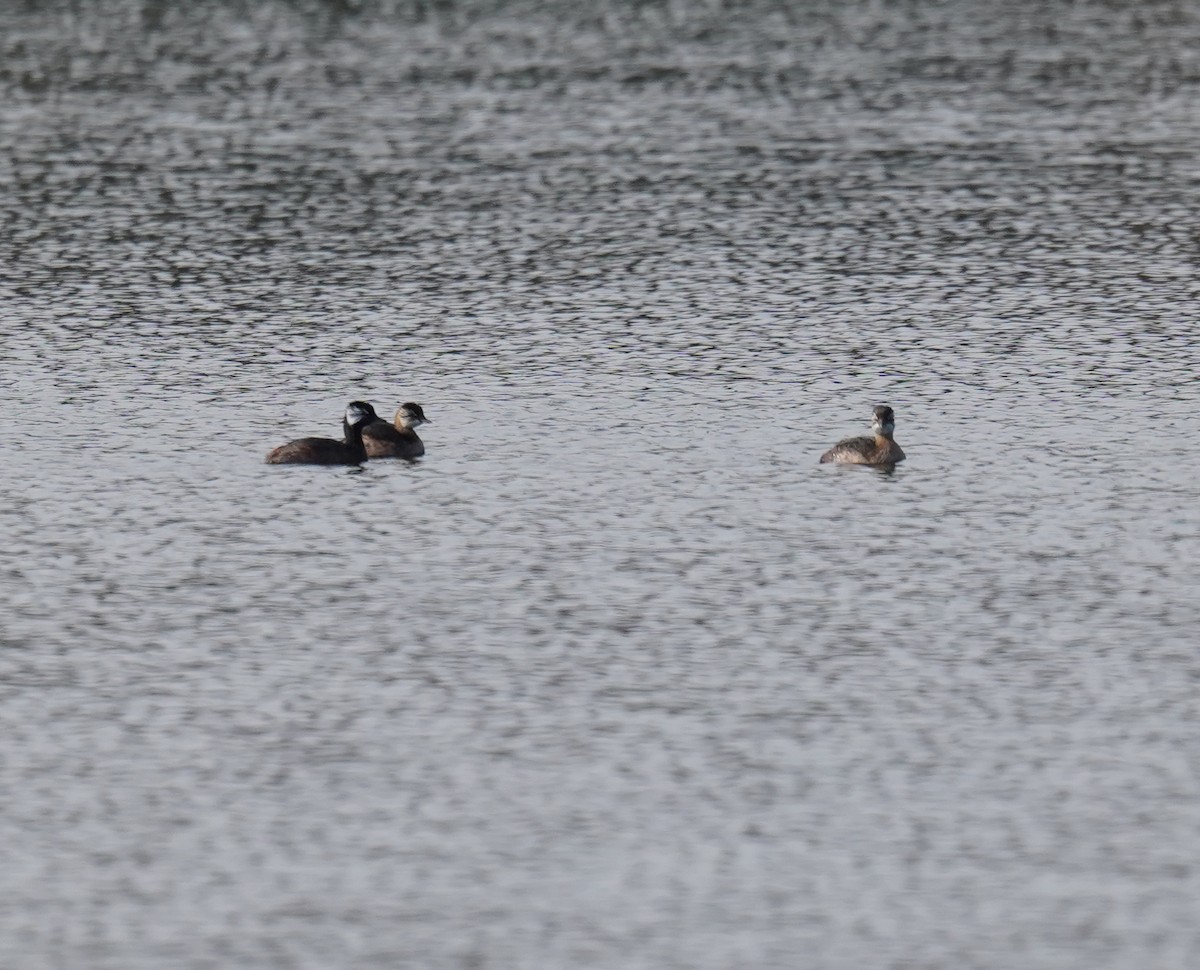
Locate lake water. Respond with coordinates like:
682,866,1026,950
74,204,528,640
2,1,1200,968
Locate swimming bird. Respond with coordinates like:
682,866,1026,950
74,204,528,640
266,401,379,465
363,402,429,459
819,405,906,465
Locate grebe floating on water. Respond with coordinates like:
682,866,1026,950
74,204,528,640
819,405,906,466
266,401,379,465
363,402,429,459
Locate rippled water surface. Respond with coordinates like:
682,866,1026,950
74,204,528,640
3,2,1200,968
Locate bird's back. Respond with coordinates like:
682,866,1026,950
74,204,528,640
266,437,357,465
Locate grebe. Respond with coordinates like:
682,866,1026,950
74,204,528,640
266,401,379,465
819,405,906,465
363,402,429,459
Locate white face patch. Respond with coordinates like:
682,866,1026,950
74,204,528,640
346,404,370,425
398,407,426,429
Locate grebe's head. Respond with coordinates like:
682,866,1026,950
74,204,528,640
395,402,429,429
345,401,379,429
871,405,896,437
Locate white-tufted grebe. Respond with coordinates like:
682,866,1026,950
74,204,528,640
362,402,429,459
266,401,379,465
819,405,906,465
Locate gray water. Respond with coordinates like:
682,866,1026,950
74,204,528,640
3,2,1200,967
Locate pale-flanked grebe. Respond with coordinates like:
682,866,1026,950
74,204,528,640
363,402,429,459
266,401,379,465
819,405,906,465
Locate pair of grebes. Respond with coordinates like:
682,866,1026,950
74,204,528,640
266,401,903,467
266,402,429,464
